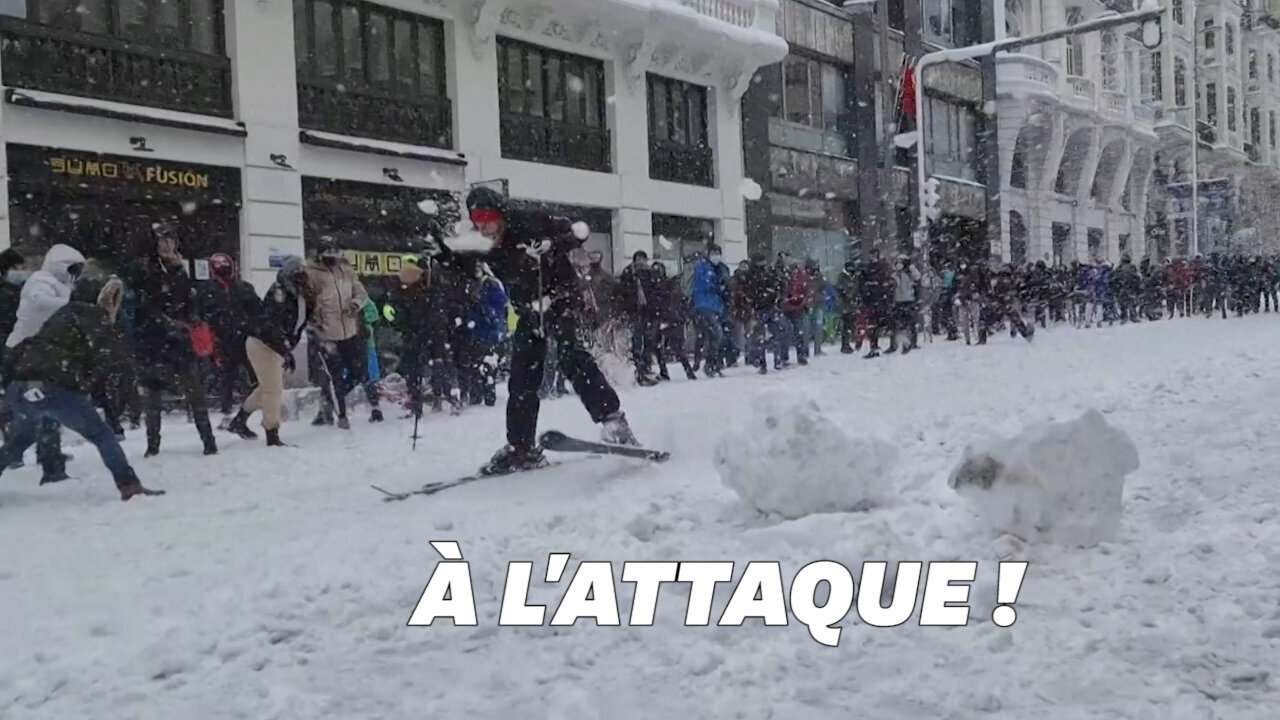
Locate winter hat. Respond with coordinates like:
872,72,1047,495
315,236,341,259
466,186,506,226
277,254,305,284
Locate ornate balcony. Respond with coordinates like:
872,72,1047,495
1064,75,1097,113
0,18,231,117
1101,90,1130,122
650,138,714,186
996,53,1059,102
297,81,453,149
500,112,612,173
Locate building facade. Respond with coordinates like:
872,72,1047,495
741,0,992,274
0,0,786,292
1148,0,1280,258
995,0,1160,267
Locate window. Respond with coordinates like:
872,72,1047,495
1101,32,1119,91
295,0,444,97
647,74,712,186
922,0,981,48
1065,8,1085,76
1227,86,1237,131
1175,57,1187,106
887,0,903,31
1226,24,1235,55
773,55,848,138
1206,82,1218,127
1172,0,1183,25
5,0,224,53
1271,111,1276,147
1204,21,1214,50
496,37,609,172
1251,107,1262,146
294,0,450,146
1149,52,1163,101
1250,50,1258,80
1271,54,1276,82
924,95,979,181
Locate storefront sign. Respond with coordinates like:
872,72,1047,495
343,250,409,277
50,156,212,189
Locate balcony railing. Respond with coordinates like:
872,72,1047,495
649,139,714,186
1134,104,1155,124
678,0,757,28
298,80,453,149
1101,90,1129,120
1065,75,1096,111
500,112,612,173
0,18,232,117
995,54,1058,96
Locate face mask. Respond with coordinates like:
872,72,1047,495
322,256,337,268
5,270,29,286
709,254,722,264
213,265,233,279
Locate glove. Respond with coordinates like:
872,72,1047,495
524,239,553,258
282,354,296,374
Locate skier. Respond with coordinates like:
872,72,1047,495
0,277,163,500
422,186,639,474
226,255,311,447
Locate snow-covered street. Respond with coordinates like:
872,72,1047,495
3,318,1279,720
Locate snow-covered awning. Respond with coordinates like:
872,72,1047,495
5,88,247,137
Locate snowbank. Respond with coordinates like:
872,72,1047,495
714,389,898,519
947,409,1139,546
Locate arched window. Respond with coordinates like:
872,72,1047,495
1172,0,1184,24
1226,24,1236,55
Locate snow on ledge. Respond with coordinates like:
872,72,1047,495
6,88,246,135
299,130,469,166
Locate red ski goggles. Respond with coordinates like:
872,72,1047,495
469,209,502,226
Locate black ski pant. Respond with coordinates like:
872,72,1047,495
508,305,619,451
317,335,379,419
141,361,215,451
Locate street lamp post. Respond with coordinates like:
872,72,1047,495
911,0,1166,247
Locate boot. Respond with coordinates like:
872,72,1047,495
225,410,258,440
40,469,70,485
480,444,547,475
117,470,165,501
370,407,384,423
337,416,351,430
144,440,160,458
601,411,639,446
265,428,285,447
685,367,698,380
202,436,218,456
840,344,854,354
312,409,333,426
635,371,659,387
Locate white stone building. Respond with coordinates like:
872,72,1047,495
995,0,1159,266
0,0,786,291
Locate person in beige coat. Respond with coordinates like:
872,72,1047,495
303,236,382,428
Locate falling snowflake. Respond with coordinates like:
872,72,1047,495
567,75,584,93
657,235,673,250
825,192,837,200
180,201,198,215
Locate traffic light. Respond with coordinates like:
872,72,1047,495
923,176,942,222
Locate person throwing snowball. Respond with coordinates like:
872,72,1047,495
421,187,638,476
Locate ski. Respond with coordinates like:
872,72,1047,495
538,430,671,462
372,460,567,502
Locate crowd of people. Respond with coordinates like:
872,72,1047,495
1,195,1276,501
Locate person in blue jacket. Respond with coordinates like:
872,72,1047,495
689,244,728,378
461,263,509,406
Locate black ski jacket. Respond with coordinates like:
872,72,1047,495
251,282,308,358
8,301,136,405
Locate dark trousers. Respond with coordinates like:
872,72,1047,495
693,309,724,373
317,335,380,419
508,305,619,450
0,382,132,484
402,330,458,413
142,361,215,450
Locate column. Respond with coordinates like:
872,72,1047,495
713,89,748,265
227,0,305,293
450,16,502,183
612,53,654,266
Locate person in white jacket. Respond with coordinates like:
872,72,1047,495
5,243,85,349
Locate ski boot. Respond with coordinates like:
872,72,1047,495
225,410,258,440
480,444,547,476
601,411,639,446
116,470,165,501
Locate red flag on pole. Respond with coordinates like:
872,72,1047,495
901,66,917,118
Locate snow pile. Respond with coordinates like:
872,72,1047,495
947,409,1139,546
713,389,898,519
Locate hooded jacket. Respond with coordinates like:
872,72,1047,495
304,257,369,342
5,243,84,348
